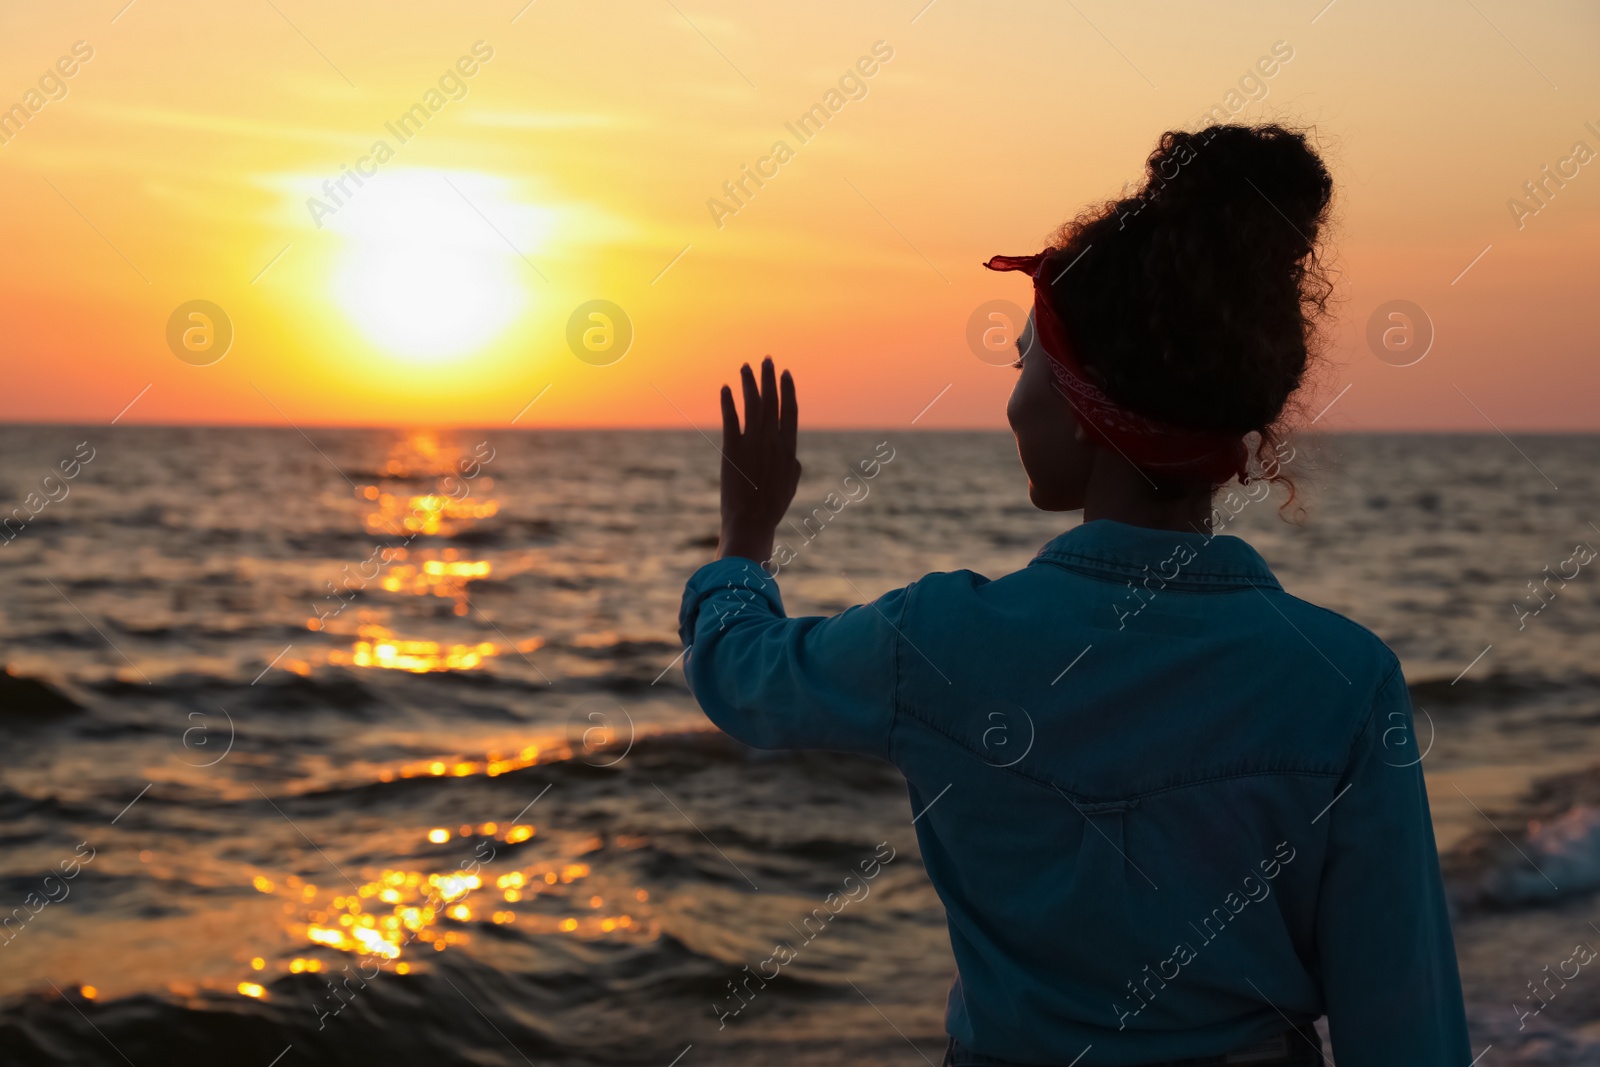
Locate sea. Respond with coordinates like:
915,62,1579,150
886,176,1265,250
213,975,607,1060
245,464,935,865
2,426,1598,1066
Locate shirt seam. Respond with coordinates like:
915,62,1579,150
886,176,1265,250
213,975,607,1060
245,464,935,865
1031,554,1283,592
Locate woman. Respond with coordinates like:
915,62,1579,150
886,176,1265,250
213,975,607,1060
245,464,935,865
678,124,1469,1066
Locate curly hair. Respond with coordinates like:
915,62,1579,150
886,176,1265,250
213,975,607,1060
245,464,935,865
1039,124,1334,505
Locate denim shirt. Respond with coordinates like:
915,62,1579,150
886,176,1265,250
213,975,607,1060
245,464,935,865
679,519,1470,1066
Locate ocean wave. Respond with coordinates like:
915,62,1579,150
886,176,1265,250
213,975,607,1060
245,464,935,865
1445,765,1600,909
1407,670,1600,707
0,671,81,722
84,671,379,711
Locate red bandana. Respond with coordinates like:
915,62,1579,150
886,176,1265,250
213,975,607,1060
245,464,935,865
985,252,1249,484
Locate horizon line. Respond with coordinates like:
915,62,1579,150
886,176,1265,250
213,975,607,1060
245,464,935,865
1,421,1596,435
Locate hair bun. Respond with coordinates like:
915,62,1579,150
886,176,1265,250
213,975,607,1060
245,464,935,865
1142,125,1332,258
1038,122,1334,464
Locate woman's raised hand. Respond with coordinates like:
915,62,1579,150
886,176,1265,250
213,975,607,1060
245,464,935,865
717,357,800,565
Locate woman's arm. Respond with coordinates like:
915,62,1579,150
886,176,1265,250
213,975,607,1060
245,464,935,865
678,560,906,755
676,358,902,757
1316,665,1472,1064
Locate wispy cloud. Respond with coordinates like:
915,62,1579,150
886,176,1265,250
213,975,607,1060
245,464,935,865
463,111,618,131
75,102,367,147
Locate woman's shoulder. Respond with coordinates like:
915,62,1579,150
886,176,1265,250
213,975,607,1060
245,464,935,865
1265,587,1405,694
1274,589,1399,659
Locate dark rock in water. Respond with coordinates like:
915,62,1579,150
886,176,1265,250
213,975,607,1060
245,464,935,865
0,667,83,720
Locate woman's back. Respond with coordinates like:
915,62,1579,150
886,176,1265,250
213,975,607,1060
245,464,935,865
680,519,1468,1064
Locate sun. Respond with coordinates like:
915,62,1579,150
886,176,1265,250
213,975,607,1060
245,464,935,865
321,169,553,362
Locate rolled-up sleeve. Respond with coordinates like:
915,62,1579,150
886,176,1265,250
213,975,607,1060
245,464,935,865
1316,663,1471,1064
677,557,904,758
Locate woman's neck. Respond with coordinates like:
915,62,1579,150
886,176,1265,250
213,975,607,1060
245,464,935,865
1080,450,1215,534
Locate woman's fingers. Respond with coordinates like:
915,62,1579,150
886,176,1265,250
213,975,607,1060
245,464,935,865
720,384,739,452
726,359,794,462
739,363,762,439
779,369,798,458
759,357,779,438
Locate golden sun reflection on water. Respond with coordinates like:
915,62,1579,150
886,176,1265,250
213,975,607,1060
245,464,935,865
363,488,500,538
380,552,493,608
291,432,541,674
243,826,656,997
330,622,506,673
381,743,550,781
239,432,622,999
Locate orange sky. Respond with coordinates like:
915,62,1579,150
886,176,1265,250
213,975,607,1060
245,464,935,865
1,0,1596,430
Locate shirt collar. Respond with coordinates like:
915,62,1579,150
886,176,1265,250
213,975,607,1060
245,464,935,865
1030,518,1282,591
